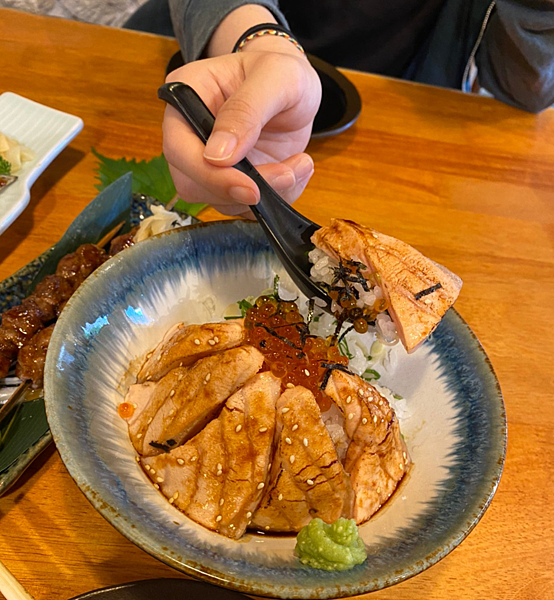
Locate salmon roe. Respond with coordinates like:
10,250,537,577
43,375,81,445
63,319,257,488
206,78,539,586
245,296,348,412
118,402,135,418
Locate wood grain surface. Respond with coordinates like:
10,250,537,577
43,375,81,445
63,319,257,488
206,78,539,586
1,8,554,600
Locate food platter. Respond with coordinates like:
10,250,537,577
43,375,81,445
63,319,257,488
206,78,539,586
44,220,506,599
0,92,83,235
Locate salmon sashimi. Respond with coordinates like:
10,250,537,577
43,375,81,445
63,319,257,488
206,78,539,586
251,386,353,532
141,345,264,456
124,366,189,455
137,320,244,383
140,372,281,539
324,369,410,524
312,218,462,352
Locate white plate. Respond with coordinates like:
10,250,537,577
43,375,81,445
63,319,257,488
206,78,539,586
0,92,83,235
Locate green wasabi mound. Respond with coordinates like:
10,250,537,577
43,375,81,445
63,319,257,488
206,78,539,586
295,518,367,571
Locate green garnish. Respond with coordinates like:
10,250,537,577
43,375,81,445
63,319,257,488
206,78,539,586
338,337,354,360
362,368,381,381
237,299,254,317
295,518,367,571
393,393,403,400
0,157,11,175
92,148,207,217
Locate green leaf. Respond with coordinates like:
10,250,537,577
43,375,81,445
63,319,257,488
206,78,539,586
237,299,254,317
0,157,11,175
362,368,381,381
91,148,207,217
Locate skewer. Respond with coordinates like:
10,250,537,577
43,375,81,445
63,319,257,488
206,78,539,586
96,220,125,249
0,380,31,426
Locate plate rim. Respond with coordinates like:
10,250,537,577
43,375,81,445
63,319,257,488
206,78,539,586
44,220,507,599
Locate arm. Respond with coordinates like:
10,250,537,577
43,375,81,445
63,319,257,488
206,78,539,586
476,0,554,113
168,0,289,62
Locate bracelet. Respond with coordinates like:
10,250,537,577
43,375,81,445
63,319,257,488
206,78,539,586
232,23,305,55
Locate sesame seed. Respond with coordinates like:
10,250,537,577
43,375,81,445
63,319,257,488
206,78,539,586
154,484,160,490
178,374,184,381
290,455,295,464
214,336,219,343
194,339,201,345
292,424,299,431
348,413,354,420
285,437,292,445
403,452,407,460
216,470,222,477
147,417,153,424
235,424,242,433
169,497,174,504
147,376,152,381
246,511,252,518
146,352,153,359
281,407,290,414
169,409,175,416
373,415,377,423
216,515,222,522
150,469,156,475
145,465,151,471
286,383,294,389
229,524,235,530
137,433,143,439
259,426,268,433
173,492,179,499
378,399,383,405
203,503,208,510
132,403,137,408
303,438,308,447
205,373,211,382
307,479,314,485
257,482,265,490
220,499,225,506
135,456,140,463
304,369,310,377
377,487,381,494
169,390,175,397
265,526,270,530
191,456,197,462
358,389,365,396
346,395,352,404
217,463,222,471
177,458,184,465
156,477,164,483
208,339,216,346
179,362,183,367
278,494,283,501
399,463,404,470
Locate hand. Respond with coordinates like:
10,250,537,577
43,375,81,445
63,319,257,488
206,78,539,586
163,48,322,217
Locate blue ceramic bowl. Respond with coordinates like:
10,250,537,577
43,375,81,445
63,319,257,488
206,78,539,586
44,221,506,599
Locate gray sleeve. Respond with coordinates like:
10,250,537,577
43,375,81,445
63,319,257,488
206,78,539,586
476,0,554,113
168,0,289,63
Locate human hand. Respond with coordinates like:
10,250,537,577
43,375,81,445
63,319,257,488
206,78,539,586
163,45,322,217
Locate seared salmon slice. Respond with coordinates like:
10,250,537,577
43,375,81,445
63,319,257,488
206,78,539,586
324,369,410,524
137,320,244,383
124,366,189,455
141,345,264,456
312,218,462,352
251,386,352,532
141,372,281,538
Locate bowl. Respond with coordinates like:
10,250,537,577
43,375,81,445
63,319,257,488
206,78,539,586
44,220,506,599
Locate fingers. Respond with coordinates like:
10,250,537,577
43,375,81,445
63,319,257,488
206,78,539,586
169,153,315,217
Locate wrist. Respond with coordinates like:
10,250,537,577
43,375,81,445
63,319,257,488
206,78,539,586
240,34,307,60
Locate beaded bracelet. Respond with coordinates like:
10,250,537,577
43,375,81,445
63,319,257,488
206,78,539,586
232,23,305,55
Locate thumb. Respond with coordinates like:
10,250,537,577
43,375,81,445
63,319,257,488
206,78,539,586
203,62,290,165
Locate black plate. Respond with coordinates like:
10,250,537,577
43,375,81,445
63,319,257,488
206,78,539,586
165,52,361,139
70,579,247,600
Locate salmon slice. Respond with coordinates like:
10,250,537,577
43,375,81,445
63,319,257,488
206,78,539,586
141,372,281,538
124,366,189,455
142,345,264,456
324,369,410,524
312,218,462,352
251,386,353,532
137,320,245,383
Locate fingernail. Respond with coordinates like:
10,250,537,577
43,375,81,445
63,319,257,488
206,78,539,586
204,131,238,161
294,155,314,180
271,170,296,191
229,186,258,204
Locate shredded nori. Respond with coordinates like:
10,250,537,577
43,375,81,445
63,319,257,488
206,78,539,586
414,282,442,300
255,323,303,352
319,361,356,390
149,441,170,452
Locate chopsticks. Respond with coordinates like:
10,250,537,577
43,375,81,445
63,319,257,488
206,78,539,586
0,560,35,600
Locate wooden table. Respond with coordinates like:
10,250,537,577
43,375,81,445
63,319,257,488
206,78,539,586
1,8,554,600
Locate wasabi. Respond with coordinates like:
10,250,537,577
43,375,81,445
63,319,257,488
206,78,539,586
295,518,367,571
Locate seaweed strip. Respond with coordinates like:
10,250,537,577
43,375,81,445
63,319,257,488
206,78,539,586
414,282,442,300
